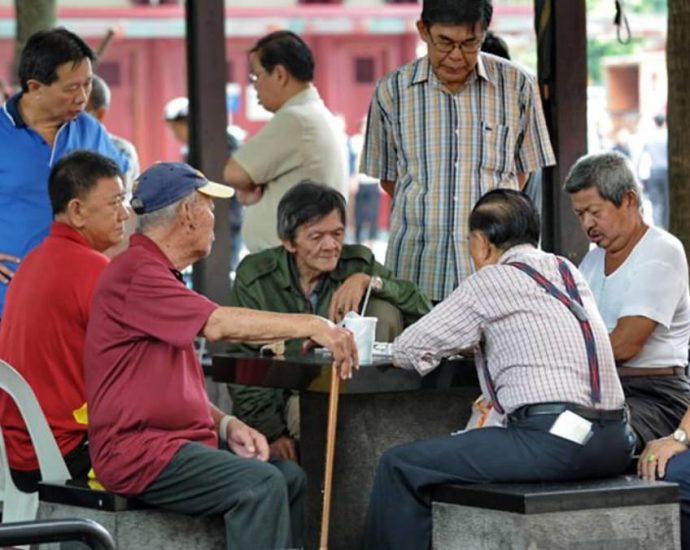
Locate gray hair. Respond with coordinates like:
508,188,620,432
89,74,111,111
563,151,642,208
136,191,198,234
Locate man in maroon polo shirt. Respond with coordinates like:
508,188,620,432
0,150,129,493
84,162,358,550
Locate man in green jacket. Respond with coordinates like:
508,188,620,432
229,180,431,460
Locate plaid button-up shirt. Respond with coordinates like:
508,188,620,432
361,54,556,302
393,245,625,413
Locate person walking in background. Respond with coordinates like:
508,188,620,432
163,96,246,275
638,113,669,229
223,30,348,253
360,0,555,303
350,117,381,248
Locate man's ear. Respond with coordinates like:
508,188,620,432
181,200,196,229
623,189,639,208
415,20,429,41
26,79,43,95
274,64,289,86
65,198,86,228
281,237,297,254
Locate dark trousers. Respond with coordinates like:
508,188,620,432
354,184,380,243
623,375,690,452
10,435,90,493
361,412,635,550
138,441,306,550
663,449,690,550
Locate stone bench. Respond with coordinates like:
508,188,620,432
431,475,680,550
37,480,225,550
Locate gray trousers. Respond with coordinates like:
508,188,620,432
137,441,306,550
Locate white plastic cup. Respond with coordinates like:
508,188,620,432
343,316,378,364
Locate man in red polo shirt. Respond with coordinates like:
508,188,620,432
0,150,129,492
84,162,358,550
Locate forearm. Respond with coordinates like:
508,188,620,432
223,158,257,192
204,306,323,344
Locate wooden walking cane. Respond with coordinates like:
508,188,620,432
319,364,341,549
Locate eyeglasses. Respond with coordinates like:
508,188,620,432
248,70,267,84
428,33,484,55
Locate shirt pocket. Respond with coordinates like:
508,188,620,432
477,121,518,193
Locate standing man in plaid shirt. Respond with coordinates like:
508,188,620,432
360,0,555,303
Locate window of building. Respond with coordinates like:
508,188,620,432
354,57,375,84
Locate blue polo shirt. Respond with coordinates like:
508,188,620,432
0,93,128,316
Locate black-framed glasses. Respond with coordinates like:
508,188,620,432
428,33,485,55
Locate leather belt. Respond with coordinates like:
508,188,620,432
508,402,626,423
617,366,686,378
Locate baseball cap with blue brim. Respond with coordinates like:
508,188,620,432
131,162,234,215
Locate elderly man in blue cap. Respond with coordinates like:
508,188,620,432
85,162,358,550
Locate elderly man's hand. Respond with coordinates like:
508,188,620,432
0,253,20,284
329,273,370,323
270,434,298,462
638,436,687,480
308,317,359,379
226,417,270,461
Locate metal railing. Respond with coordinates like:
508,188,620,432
0,518,115,549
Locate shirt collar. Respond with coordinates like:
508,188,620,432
279,85,320,111
409,54,495,91
4,92,27,128
50,221,91,247
498,244,539,265
129,233,182,281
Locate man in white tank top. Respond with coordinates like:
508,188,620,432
565,151,690,453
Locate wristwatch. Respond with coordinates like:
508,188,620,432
370,275,384,293
672,428,689,446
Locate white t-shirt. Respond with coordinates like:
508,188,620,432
580,226,690,368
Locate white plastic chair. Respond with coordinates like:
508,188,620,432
0,359,70,523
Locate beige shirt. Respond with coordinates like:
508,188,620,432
234,85,348,252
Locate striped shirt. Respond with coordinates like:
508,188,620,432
393,245,625,413
361,54,556,302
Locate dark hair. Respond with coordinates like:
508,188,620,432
18,28,94,92
88,74,110,111
250,30,314,82
277,180,347,242
421,0,493,29
653,113,666,128
481,30,510,60
49,150,122,216
469,188,540,250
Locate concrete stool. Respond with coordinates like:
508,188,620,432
37,480,225,550
431,476,680,550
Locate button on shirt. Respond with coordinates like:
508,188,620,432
0,93,128,315
361,54,556,302
393,245,625,413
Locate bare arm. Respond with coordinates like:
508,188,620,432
223,158,256,192
210,403,269,461
381,179,395,197
202,306,358,378
517,173,529,190
609,315,657,363
0,252,20,284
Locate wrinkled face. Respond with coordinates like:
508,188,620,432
33,59,93,123
249,52,281,113
189,192,216,259
80,176,129,252
569,187,637,251
417,22,484,91
283,209,345,278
